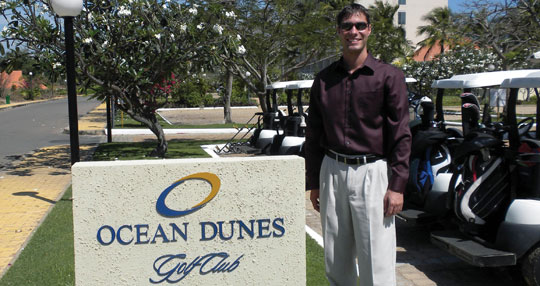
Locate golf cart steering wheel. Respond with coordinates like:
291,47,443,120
518,117,534,137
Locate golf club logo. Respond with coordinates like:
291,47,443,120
156,172,221,217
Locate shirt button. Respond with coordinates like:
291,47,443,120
346,141,350,145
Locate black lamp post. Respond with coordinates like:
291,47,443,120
51,0,83,165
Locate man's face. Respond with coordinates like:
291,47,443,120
337,13,371,55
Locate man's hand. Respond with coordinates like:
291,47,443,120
384,189,403,217
310,189,320,212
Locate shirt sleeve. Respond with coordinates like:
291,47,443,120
384,69,412,193
304,77,325,190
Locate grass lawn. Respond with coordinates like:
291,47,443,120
0,140,327,286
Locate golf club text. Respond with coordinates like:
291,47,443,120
149,252,243,284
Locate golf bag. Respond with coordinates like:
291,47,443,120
450,131,512,237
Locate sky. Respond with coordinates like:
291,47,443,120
449,0,506,12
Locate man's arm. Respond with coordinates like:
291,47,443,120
305,78,325,191
383,69,411,216
310,189,320,212
384,69,412,194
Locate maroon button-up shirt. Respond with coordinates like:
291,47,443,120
305,54,411,192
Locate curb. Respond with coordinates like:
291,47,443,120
0,97,67,111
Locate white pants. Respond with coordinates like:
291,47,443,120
320,155,396,286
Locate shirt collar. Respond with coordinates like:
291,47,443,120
333,53,377,74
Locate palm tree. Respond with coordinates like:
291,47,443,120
417,7,454,61
368,1,410,63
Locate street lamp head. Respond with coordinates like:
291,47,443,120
51,0,83,17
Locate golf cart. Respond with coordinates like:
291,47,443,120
216,80,312,156
429,71,540,286
400,70,540,225
266,80,312,156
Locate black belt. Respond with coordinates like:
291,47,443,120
325,149,383,165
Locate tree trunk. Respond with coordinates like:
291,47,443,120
131,111,168,157
224,70,233,124
257,91,267,113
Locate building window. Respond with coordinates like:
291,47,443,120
399,0,406,4
398,12,406,25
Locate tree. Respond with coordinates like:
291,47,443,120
417,7,455,61
457,0,539,70
213,0,339,112
401,45,502,96
367,1,410,63
1,0,238,157
0,72,10,99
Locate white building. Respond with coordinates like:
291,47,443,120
354,0,448,46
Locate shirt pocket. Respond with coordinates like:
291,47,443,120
352,88,384,119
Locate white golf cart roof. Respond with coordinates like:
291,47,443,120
285,80,314,90
431,69,540,89
406,77,417,83
500,71,540,88
266,80,313,90
266,81,298,90
529,50,540,63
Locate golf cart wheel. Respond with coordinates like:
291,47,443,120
522,245,540,286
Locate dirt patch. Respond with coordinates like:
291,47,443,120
158,107,264,125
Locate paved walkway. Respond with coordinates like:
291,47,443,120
0,99,104,277
0,100,525,284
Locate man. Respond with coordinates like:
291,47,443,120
305,3,411,286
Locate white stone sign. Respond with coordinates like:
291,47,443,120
72,156,306,285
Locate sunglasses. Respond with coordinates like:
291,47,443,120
339,21,369,31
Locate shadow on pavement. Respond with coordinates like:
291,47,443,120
12,191,57,204
1,145,97,177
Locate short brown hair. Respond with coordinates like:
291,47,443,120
336,3,370,26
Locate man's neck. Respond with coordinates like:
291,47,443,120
343,50,368,74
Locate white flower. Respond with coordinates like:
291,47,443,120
237,45,246,55
213,24,223,35
102,40,108,48
162,4,167,9
87,12,93,21
170,34,175,40
246,71,251,77
0,2,7,8
53,62,62,69
193,4,199,8
118,6,131,16
83,38,93,44
180,24,187,32
188,8,197,15
225,11,236,19
197,23,204,30
155,33,161,39
2,26,7,32
236,34,241,41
